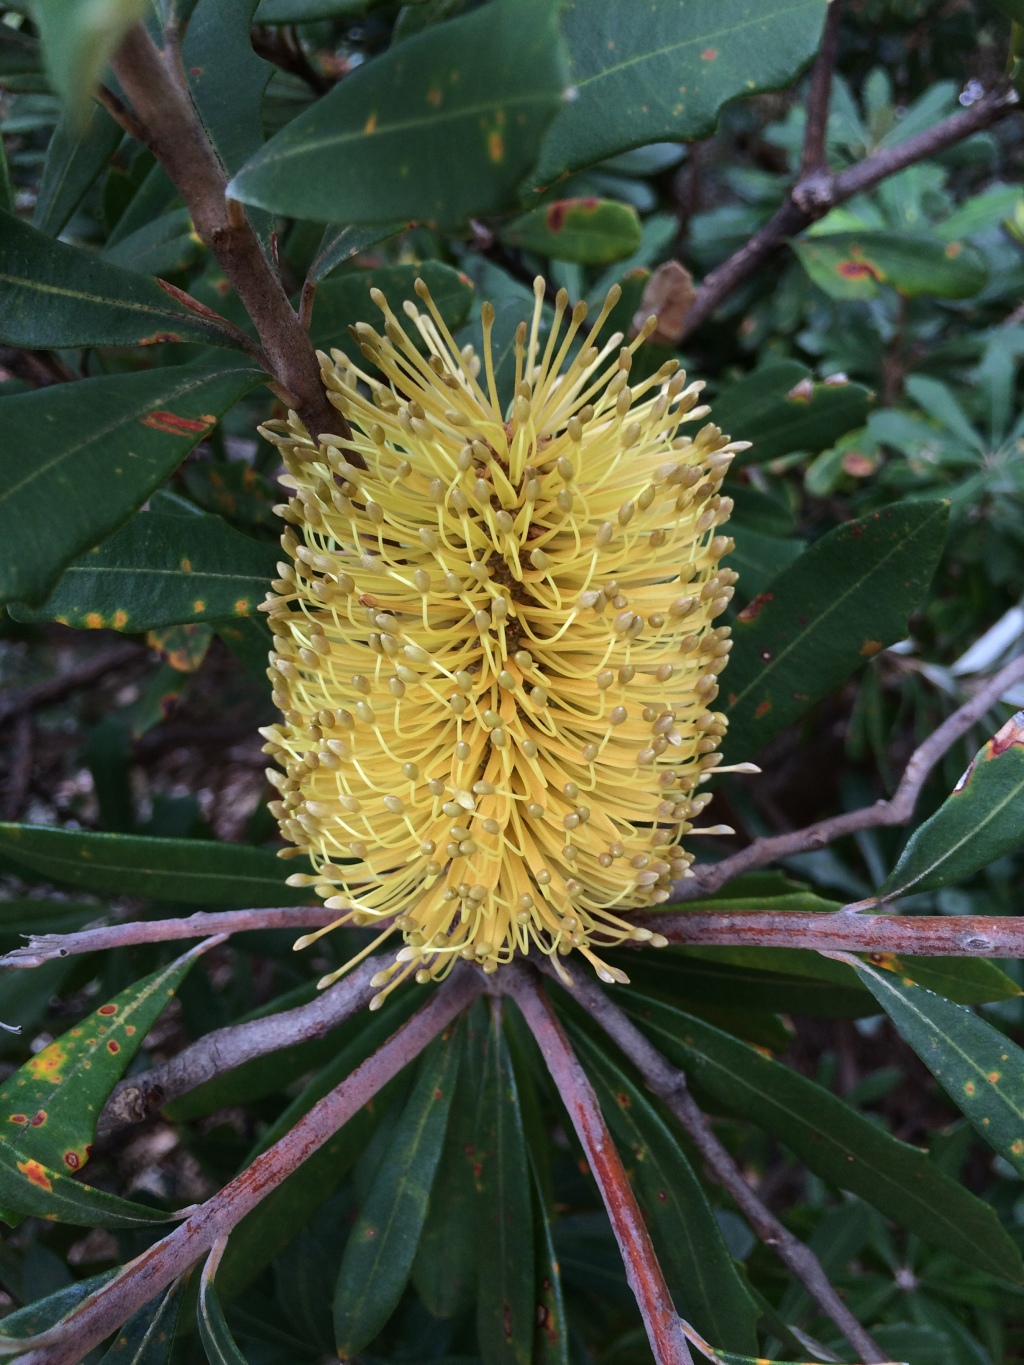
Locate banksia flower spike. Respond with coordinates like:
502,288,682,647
259,278,750,1008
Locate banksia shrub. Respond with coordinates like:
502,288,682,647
260,279,747,1005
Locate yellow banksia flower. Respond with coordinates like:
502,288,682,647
258,277,750,1008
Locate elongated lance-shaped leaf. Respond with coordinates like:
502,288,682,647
0,1268,118,1347
198,1250,249,1365
618,992,1022,1280
33,0,145,121
724,500,949,758
227,0,568,228
853,958,1024,1177
711,361,870,466
333,1021,462,1354
0,941,210,1175
793,231,988,301
499,198,642,264
533,0,828,181
531,1156,569,1365
879,710,1024,899
0,1135,175,1226
11,510,278,632
98,1277,186,1364
0,825,312,905
0,355,264,608
474,999,535,1365
33,102,122,236
569,1026,759,1353
412,1024,479,1319
0,212,243,351
307,222,410,285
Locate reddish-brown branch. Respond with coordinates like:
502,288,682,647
12,968,482,1365
679,82,1018,340
98,954,386,1134
0,906,341,968
675,652,1024,901
552,965,885,1362
106,23,349,448
506,966,693,1365
799,0,843,177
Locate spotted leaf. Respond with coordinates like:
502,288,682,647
0,1136,173,1226
793,230,988,301
499,198,642,265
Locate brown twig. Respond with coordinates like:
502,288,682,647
106,23,350,449
0,346,76,388
0,642,143,727
679,82,1019,340
251,25,333,96
551,965,886,1362
506,966,693,1365
674,652,1024,901
11,968,482,1365
97,953,385,1134
0,906,341,968
799,0,844,177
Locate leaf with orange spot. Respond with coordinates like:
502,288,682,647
0,1135,172,1227
500,197,641,265
0,942,211,1185
793,230,987,301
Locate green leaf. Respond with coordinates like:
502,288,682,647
0,899,101,941
0,1134,173,1226
0,824,312,905
889,956,1022,1004
727,526,804,601
532,1162,569,1365
184,0,274,177
33,102,122,236
854,960,1024,1179
11,509,277,632
474,1001,535,1365
34,0,146,121
412,1030,478,1319
227,0,568,228
198,1257,248,1365
216,989,421,1301
333,1025,462,1355
621,993,1023,1280
879,712,1024,899
500,198,642,264
0,1268,118,1344
792,231,989,300
533,0,828,182
253,0,368,18
0,354,264,608
571,1028,759,1353
310,261,474,359
0,212,241,350
102,206,205,277
98,1278,185,1364
307,222,410,286
712,361,871,466
0,943,206,1175
724,500,949,758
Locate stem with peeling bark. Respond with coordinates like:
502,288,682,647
551,965,885,1362
11,968,482,1365
506,966,694,1365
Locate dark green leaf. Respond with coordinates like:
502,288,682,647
532,1162,569,1365
474,1001,535,1365
0,354,264,608
214,616,275,685
412,1030,478,1319
333,1025,462,1354
198,1257,248,1365
32,103,121,235
620,993,1022,1279
102,207,205,277
500,198,642,264
0,943,206,1174
727,526,804,601
0,1135,173,1226
307,222,411,285
33,0,144,119
228,0,568,228
793,231,989,301
11,509,277,632
254,0,368,18
572,1029,759,1353
184,0,274,177
890,956,1022,1004
0,211,241,350
855,959,1024,1178
724,500,949,757
534,0,828,181
0,824,311,905
98,1278,184,1363
713,361,871,466
0,899,101,940
310,261,474,359
879,711,1024,899
0,1268,118,1343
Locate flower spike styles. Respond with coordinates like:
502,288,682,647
259,278,748,1007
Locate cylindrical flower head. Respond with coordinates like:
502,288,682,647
259,278,748,1006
